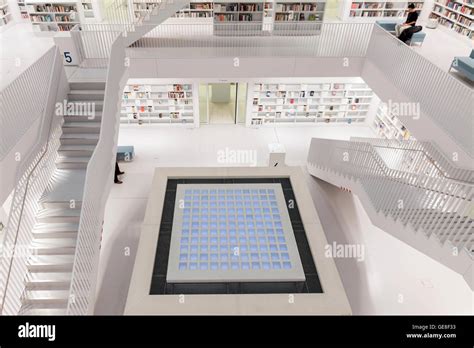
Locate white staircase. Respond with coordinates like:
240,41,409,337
307,138,473,290
19,81,105,315
2,0,193,316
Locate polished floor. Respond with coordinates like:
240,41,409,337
95,124,472,315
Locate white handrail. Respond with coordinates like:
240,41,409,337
307,138,473,256
0,47,64,315
363,24,474,159
128,22,373,57
0,48,59,160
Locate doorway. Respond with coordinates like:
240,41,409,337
199,82,247,125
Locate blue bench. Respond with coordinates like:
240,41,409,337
117,145,135,162
450,50,474,82
376,20,400,33
376,20,426,46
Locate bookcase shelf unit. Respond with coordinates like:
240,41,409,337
173,1,214,19
17,0,30,19
372,103,413,140
132,0,159,20
25,0,80,31
250,82,374,126
213,1,265,35
272,0,325,33
121,83,195,125
342,1,425,20
430,0,473,39
0,0,12,26
81,0,94,19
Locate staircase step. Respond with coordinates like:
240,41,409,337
56,156,91,169
68,89,105,101
25,272,72,290
23,290,70,306
27,255,75,273
36,208,81,224
21,307,67,315
58,144,96,157
60,133,99,145
33,223,79,239
64,114,101,122
30,237,77,255
66,100,103,111
69,81,106,91
62,122,101,134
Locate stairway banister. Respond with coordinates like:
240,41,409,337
0,47,64,314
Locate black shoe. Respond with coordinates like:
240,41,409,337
114,179,123,184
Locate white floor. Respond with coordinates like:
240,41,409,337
411,23,473,84
208,102,235,124
95,124,473,315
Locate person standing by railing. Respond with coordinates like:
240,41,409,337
395,3,419,37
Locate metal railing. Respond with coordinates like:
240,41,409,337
70,0,169,68
351,138,474,183
66,36,127,315
129,22,374,57
362,24,474,159
0,48,64,315
308,138,473,256
0,48,59,160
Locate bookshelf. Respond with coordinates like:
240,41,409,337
250,82,374,125
430,0,473,39
273,0,325,33
213,1,264,34
343,1,425,20
25,0,80,31
18,0,30,19
81,0,94,19
173,1,214,19
372,103,413,140
132,0,158,20
121,83,195,125
0,0,12,26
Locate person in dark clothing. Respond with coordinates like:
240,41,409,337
114,161,124,184
396,3,419,37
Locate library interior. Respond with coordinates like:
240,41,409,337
0,0,472,317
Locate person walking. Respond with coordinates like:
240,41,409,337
114,161,125,184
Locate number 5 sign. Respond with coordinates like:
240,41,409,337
53,33,81,66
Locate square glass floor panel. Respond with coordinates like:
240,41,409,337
166,183,306,283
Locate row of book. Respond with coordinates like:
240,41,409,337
27,4,76,12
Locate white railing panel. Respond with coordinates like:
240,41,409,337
363,25,474,158
307,137,473,258
67,35,127,315
0,48,58,160
0,48,64,314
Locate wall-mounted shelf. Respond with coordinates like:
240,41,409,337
17,0,30,19
250,82,374,125
342,1,425,20
0,0,13,26
25,1,80,31
430,0,473,39
121,83,195,125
